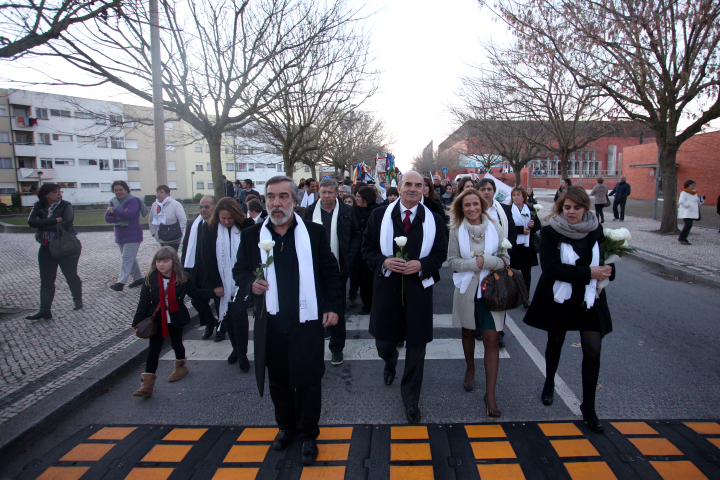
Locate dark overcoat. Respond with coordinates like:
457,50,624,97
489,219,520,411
523,224,615,337
303,200,362,279
232,218,344,396
509,208,542,270
181,219,207,286
132,273,214,328
361,202,448,347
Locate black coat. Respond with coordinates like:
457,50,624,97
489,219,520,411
28,199,77,243
424,196,448,234
232,219,344,395
303,200,362,279
609,181,631,202
509,206,542,270
201,219,255,289
498,203,518,248
181,219,208,286
132,273,214,328
523,224,615,337
361,202,448,347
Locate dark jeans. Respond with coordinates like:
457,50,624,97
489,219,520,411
328,313,346,353
612,199,626,220
376,339,426,408
146,323,185,374
223,300,249,355
38,244,82,311
678,218,694,242
595,204,605,223
191,297,217,327
266,328,322,442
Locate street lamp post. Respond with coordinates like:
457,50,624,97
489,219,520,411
191,171,195,199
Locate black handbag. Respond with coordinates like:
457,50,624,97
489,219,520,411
49,225,82,258
481,264,529,311
136,298,162,339
158,222,182,241
531,232,541,254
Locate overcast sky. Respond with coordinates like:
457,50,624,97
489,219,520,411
1,0,507,171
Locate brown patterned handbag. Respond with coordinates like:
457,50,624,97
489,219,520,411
481,264,529,311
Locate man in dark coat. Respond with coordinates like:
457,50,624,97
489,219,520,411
222,176,235,198
181,195,218,339
233,175,343,466
608,176,631,221
237,178,261,213
361,171,448,424
303,178,361,366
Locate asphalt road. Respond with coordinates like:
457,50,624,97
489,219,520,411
2,257,719,477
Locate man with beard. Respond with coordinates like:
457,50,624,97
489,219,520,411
233,175,343,465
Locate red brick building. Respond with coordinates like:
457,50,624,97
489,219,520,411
622,130,720,207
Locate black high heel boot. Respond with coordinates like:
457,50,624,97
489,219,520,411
541,380,554,406
580,403,604,434
26,310,52,320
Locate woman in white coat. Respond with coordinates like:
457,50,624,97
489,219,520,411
149,185,187,251
447,188,510,418
678,180,701,245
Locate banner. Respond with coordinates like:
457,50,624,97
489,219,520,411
483,172,513,205
375,155,386,174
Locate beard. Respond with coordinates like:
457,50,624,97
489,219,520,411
268,205,293,225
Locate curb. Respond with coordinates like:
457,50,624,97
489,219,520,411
629,251,720,289
0,222,152,234
0,310,201,468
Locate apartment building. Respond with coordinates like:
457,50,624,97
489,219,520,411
0,89,16,205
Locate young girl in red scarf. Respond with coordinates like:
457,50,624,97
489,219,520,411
132,246,213,397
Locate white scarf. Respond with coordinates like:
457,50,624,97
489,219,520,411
553,242,600,308
380,199,436,289
152,196,171,225
488,200,509,241
183,216,203,268
511,203,531,247
216,223,241,322
453,217,499,299
300,191,315,208
312,199,339,264
259,213,318,322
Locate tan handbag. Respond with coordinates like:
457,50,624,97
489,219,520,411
481,264,529,311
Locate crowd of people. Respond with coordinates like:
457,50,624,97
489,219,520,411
24,169,711,466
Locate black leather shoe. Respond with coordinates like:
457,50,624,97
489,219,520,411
383,366,396,386
73,301,83,310
25,310,52,320
405,406,421,423
331,352,343,366
273,429,295,450
127,279,144,288
324,328,331,340
541,381,554,406
202,324,214,340
109,282,124,292
238,354,250,372
214,331,226,342
301,440,319,465
227,349,238,364
580,404,605,434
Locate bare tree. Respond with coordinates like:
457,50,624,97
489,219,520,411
323,110,392,179
490,0,720,232
0,0,125,59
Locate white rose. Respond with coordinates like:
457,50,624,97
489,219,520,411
500,239,512,250
533,204,544,211
603,227,612,237
258,240,275,253
607,229,625,242
394,236,407,248
616,227,631,241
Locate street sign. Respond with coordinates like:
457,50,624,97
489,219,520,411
442,167,448,175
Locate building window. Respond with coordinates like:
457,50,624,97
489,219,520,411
54,158,75,166
39,133,51,145
238,146,248,154
0,187,16,194
127,160,140,170
195,144,203,152
206,145,210,153
168,181,177,190
165,122,174,131
50,109,71,118
256,181,265,186
74,111,95,119
110,136,125,149
125,120,136,129
277,163,283,171
109,115,123,126
125,139,138,150
195,162,204,172
224,131,233,137
96,137,108,148
35,108,48,119
248,163,255,172
206,162,211,171
77,135,94,144
167,161,176,171
193,127,200,135
15,132,33,144
79,159,98,166
226,163,234,171
95,115,106,125
166,144,176,151
13,107,27,117
128,181,141,190
113,159,127,171
99,159,110,170
0,106,7,117
207,181,214,190
237,163,247,172
293,165,297,172
40,158,52,169
304,166,309,172
81,183,99,188
101,183,112,192
225,146,233,154
52,134,73,142
0,158,12,169
0,132,9,143
56,182,77,188
267,164,276,169
197,181,204,190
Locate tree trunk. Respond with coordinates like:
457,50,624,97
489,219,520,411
515,170,522,187
658,144,680,234
310,165,317,179
559,152,569,179
208,136,225,201
283,152,293,181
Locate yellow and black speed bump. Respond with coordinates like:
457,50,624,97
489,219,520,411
14,421,720,479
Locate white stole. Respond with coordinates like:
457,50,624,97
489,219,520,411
511,203,531,247
453,217,499,298
259,214,318,322
312,199,340,264
553,242,600,308
183,216,203,268
300,191,315,208
216,223,241,322
152,197,170,225
490,200,510,241
379,199,437,289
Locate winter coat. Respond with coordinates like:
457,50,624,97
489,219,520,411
303,200,362,279
132,273,214,328
201,218,255,289
590,184,609,206
509,207,542,270
678,190,700,220
28,199,77,244
104,196,144,244
609,181,631,202
148,197,187,244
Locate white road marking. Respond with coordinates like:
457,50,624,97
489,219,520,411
504,314,582,416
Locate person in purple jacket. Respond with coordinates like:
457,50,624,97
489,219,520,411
105,181,148,291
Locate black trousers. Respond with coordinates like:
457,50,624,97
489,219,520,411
678,218,694,242
223,300,249,355
328,312,346,353
612,199,626,220
594,204,605,223
38,244,82,311
191,297,217,327
376,339,427,408
146,323,185,374
519,265,532,293
266,329,321,441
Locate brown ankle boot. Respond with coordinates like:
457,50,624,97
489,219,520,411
133,373,156,397
168,359,188,382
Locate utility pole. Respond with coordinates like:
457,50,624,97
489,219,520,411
150,0,167,186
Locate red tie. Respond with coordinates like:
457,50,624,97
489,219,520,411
402,210,411,232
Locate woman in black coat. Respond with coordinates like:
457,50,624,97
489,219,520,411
202,198,255,371
523,187,614,434
423,177,448,230
26,183,82,320
509,187,541,308
132,246,214,397
351,186,379,312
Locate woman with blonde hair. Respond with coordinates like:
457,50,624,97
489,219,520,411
131,247,213,397
447,188,510,418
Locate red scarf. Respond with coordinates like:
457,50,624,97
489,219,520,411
157,271,180,338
